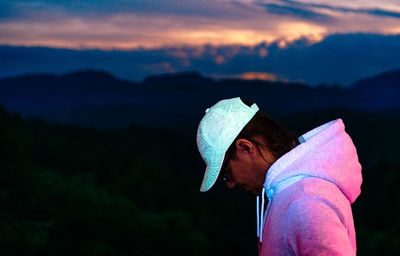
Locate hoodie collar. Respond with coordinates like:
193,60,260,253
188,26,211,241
263,118,362,204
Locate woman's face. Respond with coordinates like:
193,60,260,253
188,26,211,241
221,138,276,195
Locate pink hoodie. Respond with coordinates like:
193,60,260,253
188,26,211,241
258,118,362,256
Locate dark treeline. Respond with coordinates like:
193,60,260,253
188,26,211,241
0,104,399,255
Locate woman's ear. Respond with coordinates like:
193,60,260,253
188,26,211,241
235,139,255,154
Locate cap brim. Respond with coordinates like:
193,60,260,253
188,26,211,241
199,152,226,192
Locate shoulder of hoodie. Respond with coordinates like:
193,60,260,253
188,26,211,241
282,190,357,256
284,177,353,223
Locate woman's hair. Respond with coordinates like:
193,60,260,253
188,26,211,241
226,98,299,161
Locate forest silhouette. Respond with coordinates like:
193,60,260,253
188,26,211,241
0,103,399,255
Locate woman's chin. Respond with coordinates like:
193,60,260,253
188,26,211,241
253,186,263,195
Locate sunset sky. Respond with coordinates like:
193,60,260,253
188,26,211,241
1,0,400,86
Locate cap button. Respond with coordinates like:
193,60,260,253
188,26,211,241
205,108,210,113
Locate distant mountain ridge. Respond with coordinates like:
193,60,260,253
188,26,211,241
0,69,399,129
351,70,400,110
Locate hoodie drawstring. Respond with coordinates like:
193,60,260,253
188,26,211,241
257,187,266,242
260,187,266,243
256,194,260,238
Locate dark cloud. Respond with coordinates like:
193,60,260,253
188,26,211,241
0,0,249,21
2,33,400,87
255,2,335,23
279,0,400,19
367,9,400,18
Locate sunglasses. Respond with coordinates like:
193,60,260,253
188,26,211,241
220,147,234,182
219,138,264,183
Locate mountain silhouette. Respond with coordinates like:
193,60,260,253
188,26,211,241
0,69,399,129
351,69,400,110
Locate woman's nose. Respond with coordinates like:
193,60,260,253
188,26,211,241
225,180,237,189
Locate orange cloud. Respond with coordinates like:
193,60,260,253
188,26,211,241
274,22,327,45
0,0,399,50
258,47,268,58
239,72,277,81
0,10,328,50
215,55,225,64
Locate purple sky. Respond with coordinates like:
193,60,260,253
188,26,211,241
1,0,400,86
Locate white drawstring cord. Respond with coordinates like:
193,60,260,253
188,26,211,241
260,187,266,243
256,195,260,237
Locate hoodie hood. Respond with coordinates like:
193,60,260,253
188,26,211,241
264,118,362,204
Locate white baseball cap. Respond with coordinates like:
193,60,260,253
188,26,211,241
196,97,259,192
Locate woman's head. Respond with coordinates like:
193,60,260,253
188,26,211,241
220,98,299,194
223,98,299,161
